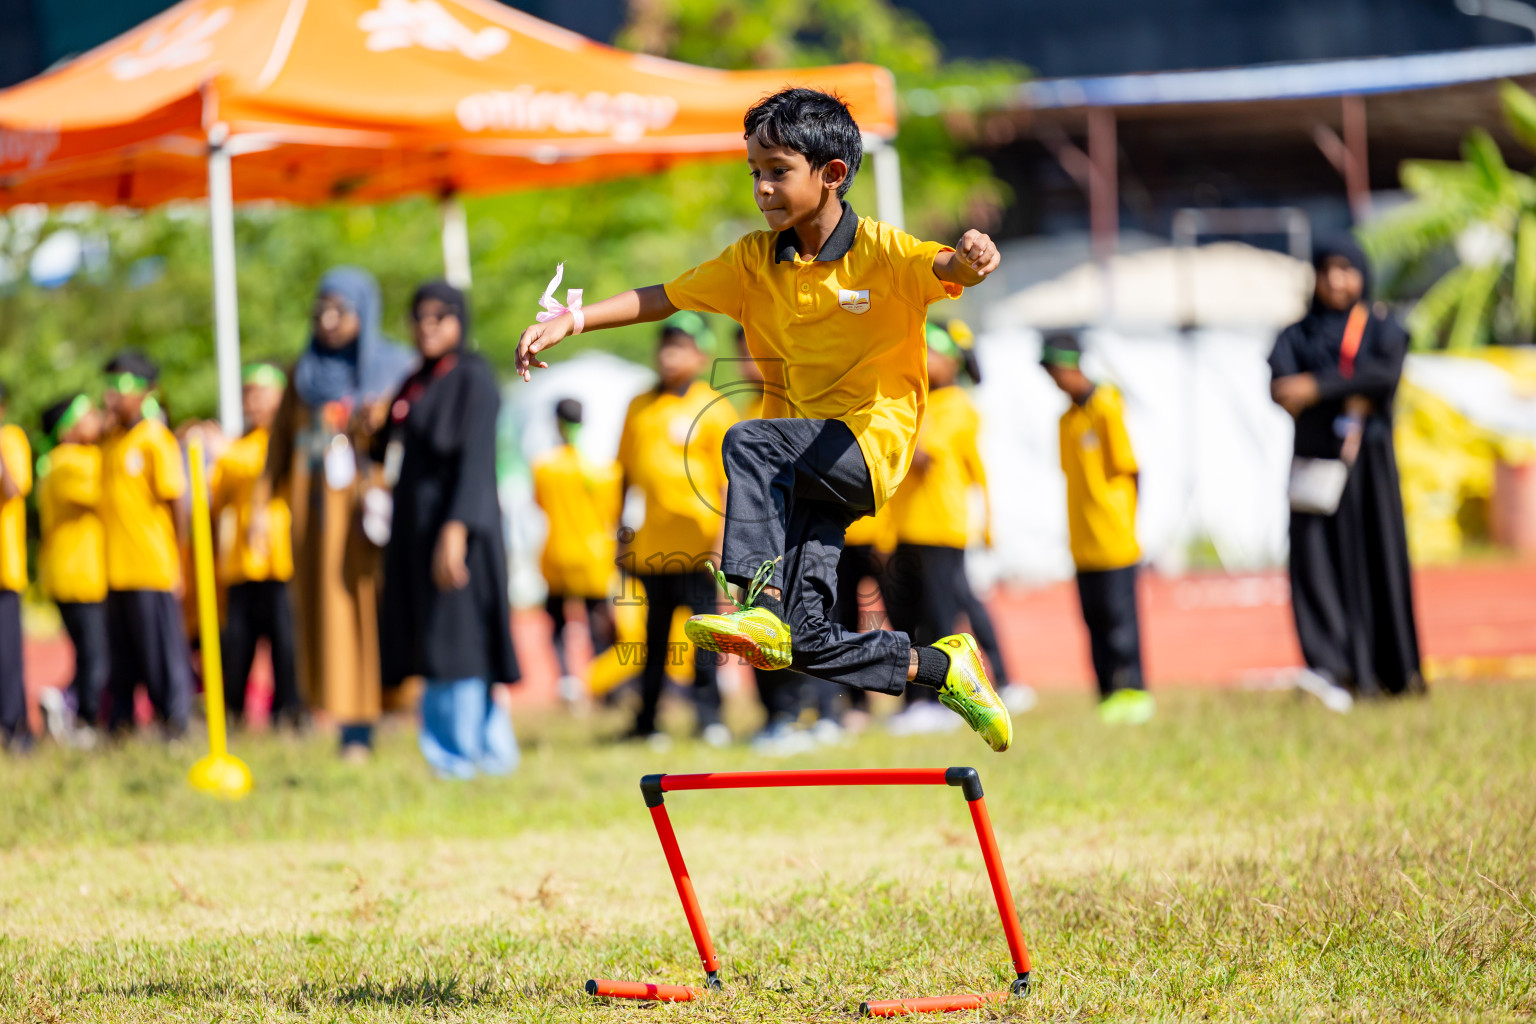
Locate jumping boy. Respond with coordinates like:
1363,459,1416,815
1040,332,1154,724
38,393,109,742
211,363,304,729
614,313,737,744
100,351,194,738
0,381,32,751
533,398,621,703
517,88,1010,751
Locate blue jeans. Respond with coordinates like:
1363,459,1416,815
418,678,519,779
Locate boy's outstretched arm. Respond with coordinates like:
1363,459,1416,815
933,229,1001,287
515,284,677,381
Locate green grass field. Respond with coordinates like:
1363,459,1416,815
3,683,1534,1022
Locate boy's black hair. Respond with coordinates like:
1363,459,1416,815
744,88,863,198
555,398,582,425
1039,330,1083,369
40,394,82,437
104,349,160,382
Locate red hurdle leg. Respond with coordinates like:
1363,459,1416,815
965,793,1032,993
645,795,722,988
586,978,698,1001
860,991,1004,1017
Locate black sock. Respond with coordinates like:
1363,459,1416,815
912,646,950,689
754,591,785,619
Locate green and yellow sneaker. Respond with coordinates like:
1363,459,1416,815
933,634,1013,753
1098,688,1155,725
685,559,794,672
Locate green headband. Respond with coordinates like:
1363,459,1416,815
50,394,91,443
242,363,287,389
108,371,152,395
925,322,961,360
1039,344,1081,369
662,310,717,354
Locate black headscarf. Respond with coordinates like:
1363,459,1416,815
411,279,470,350
1310,235,1372,317
293,267,414,408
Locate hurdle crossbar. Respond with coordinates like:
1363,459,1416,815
587,766,1031,1015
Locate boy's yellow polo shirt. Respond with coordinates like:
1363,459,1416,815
891,384,987,550
533,443,622,598
101,417,186,592
1060,384,1140,572
211,427,293,585
38,443,107,603
664,203,963,510
617,381,736,574
0,423,32,593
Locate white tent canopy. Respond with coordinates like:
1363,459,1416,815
985,242,1312,333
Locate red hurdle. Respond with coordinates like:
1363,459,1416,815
584,979,698,1001
862,992,1004,1017
585,766,1032,1016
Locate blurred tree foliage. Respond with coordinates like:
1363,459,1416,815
0,0,1021,435
1362,80,1536,350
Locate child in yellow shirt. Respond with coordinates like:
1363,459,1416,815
0,380,32,750
613,314,736,743
532,398,621,703
38,393,108,739
1041,332,1153,725
100,351,193,738
516,88,1011,753
212,364,304,729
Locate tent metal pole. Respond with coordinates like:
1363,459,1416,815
869,139,905,231
440,194,472,288
207,136,243,436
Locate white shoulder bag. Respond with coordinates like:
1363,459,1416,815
1287,304,1368,516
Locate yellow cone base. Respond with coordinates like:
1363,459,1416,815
188,753,254,799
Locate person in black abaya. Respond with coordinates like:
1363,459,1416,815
1268,238,1424,699
378,281,520,777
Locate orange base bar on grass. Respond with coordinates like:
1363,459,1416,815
861,992,1005,1017
585,979,699,1002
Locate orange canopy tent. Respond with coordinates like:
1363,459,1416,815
0,0,900,429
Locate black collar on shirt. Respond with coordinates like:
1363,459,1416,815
774,201,858,264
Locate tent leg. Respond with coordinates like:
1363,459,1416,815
1341,94,1371,223
207,141,243,436
870,141,905,232
441,195,472,289
1087,107,1118,265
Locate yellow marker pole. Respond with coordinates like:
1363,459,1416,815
186,431,252,799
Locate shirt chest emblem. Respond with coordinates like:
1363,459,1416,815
667,414,692,446
838,288,870,314
123,449,145,477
